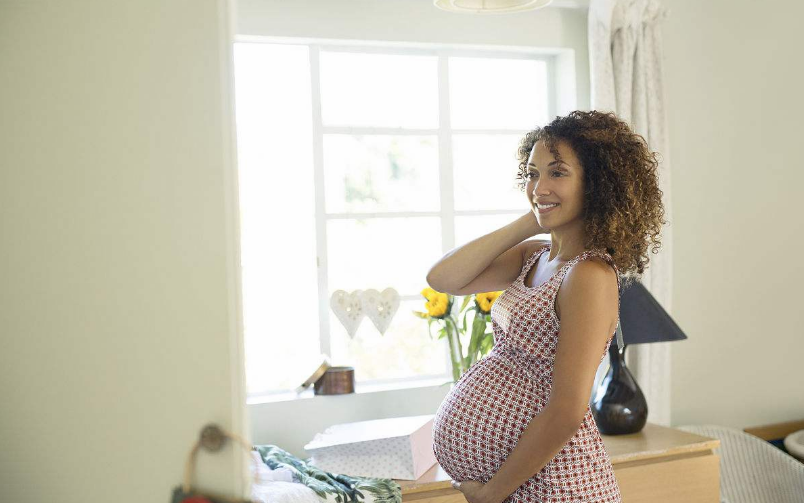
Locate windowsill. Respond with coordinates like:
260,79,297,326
246,375,453,405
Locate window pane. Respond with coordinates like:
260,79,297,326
330,300,449,382
450,57,548,129
327,217,441,296
324,134,440,213
320,51,439,128
234,42,320,395
453,134,526,211
455,214,522,251
455,214,551,269
455,214,550,251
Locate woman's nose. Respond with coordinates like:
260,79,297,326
533,180,550,197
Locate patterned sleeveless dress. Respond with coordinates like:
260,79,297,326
432,244,623,503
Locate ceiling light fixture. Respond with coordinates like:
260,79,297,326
433,0,553,14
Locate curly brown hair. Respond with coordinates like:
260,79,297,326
515,110,666,284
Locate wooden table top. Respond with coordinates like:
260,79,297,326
396,422,720,495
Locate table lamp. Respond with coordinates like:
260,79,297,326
591,280,688,435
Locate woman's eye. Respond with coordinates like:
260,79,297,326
526,171,563,179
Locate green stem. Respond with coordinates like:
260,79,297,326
444,316,465,380
465,311,483,368
452,315,467,374
443,318,461,382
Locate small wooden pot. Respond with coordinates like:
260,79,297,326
314,366,355,395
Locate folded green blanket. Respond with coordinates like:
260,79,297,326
254,445,402,503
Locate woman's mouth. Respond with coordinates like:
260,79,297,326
536,203,559,214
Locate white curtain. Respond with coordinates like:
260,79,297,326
588,0,674,427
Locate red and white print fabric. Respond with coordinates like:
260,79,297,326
432,244,623,503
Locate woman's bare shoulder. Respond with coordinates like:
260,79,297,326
523,237,551,258
556,257,618,327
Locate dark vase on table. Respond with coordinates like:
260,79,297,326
590,280,687,435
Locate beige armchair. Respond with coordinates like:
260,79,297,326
676,424,804,503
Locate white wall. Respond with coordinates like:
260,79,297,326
0,1,248,501
236,0,595,456
663,0,804,428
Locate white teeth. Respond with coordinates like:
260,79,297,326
537,203,558,209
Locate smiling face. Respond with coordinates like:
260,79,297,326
525,139,585,231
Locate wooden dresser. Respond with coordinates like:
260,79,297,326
396,422,720,503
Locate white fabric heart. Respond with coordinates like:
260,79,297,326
330,290,365,339
360,288,400,335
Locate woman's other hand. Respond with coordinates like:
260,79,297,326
451,479,500,503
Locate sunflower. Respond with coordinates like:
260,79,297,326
475,291,502,314
413,287,452,319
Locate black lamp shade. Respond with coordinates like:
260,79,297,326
619,280,688,345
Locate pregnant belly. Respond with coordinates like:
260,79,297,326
432,355,548,482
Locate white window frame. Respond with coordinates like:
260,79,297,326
235,35,577,397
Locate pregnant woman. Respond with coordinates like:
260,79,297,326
426,110,665,503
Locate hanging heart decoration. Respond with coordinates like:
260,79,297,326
329,289,365,339
360,288,400,335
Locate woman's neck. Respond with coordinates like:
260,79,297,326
548,223,587,262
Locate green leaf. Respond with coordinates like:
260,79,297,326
459,294,473,313
479,332,495,354
469,315,487,361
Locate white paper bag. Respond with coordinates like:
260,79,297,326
304,414,436,480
